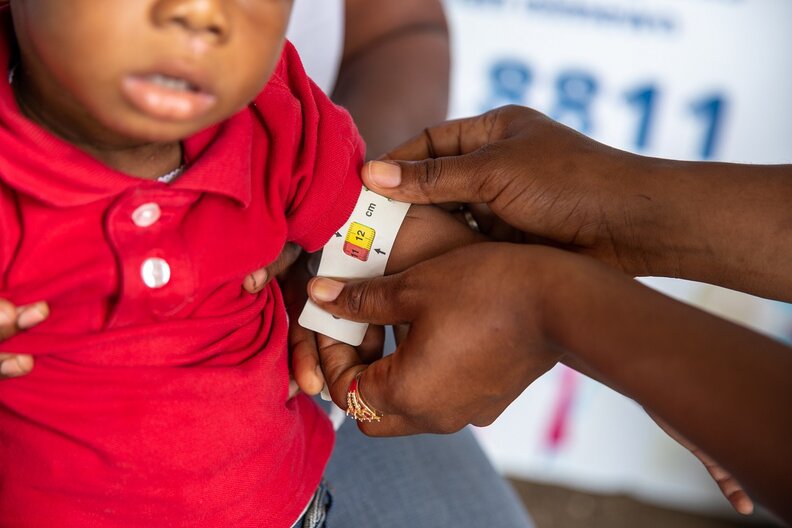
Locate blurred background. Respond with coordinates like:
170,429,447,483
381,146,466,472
440,0,791,525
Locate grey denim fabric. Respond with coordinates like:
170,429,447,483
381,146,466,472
324,421,534,528
295,479,332,528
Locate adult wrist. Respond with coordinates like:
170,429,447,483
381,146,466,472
595,154,704,278
525,246,592,353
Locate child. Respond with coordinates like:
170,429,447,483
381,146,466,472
0,0,478,526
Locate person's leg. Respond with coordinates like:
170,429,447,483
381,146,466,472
324,419,533,527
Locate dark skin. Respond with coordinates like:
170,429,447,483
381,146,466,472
333,0,449,159
1,0,453,382
281,0,452,395
0,0,294,378
305,106,792,523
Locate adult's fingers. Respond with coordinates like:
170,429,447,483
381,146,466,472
307,275,418,326
289,323,324,396
243,243,302,294
383,110,507,162
316,334,420,437
362,108,516,205
357,324,385,365
696,448,754,515
362,152,498,207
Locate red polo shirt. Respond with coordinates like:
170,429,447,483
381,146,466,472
0,12,363,527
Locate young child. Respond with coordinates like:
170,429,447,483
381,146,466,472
0,1,480,526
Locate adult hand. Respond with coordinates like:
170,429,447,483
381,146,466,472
361,105,652,273
281,251,385,398
650,414,753,516
0,299,49,379
308,242,565,436
362,105,792,301
307,241,760,516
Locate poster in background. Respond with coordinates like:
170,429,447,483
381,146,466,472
444,0,792,514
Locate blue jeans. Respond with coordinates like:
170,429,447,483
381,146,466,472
323,419,533,527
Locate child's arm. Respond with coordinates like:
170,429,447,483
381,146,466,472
386,204,486,275
289,202,483,395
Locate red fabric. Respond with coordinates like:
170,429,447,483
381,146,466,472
0,11,364,527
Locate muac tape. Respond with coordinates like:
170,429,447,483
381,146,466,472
299,186,410,346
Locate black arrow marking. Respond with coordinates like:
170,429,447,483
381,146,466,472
334,232,342,237
375,248,386,255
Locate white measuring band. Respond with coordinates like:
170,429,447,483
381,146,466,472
299,186,410,346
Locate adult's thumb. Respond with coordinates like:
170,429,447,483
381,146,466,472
362,153,494,206
308,274,416,326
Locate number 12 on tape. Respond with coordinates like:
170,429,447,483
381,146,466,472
344,222,375,261
299,186,411,346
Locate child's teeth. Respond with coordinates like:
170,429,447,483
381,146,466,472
150,74,191,91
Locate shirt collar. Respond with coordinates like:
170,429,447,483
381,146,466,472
0,6,253,208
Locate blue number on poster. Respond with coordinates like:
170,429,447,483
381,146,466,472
550,71,598,135
690,95,726,159
483,58,726,160
624,85,659,150
483,59,532,110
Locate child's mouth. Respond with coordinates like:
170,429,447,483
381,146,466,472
122,72,217,122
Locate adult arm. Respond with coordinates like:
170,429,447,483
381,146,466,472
308,243,792,524
333,0,450,158
360,105,792,301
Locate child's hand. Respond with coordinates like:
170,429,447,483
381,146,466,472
0,299,49,379
242,243,303,294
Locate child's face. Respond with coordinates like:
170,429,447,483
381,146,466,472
10,0,293,144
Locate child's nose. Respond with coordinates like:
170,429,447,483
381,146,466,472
152,0,230,44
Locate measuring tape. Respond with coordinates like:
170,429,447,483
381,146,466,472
299,186,410,346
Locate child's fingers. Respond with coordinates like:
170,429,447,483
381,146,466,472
0,300,48,379
0,299,18,340
243,243,303,294
0,353,34,379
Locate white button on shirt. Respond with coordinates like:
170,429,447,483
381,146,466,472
132,203,162,228
141,257,171,289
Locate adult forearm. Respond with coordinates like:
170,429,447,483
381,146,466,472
615,158,792,300
545,255,792,521
333,0,450,159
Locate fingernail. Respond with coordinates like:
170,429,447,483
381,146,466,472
320,384,332,402
311,278,344,303
736,498,754,515
17,303,48,329
0,358,24,377
251,268,268,290
367,161,401,188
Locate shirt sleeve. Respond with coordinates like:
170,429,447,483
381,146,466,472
255,41,364,253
